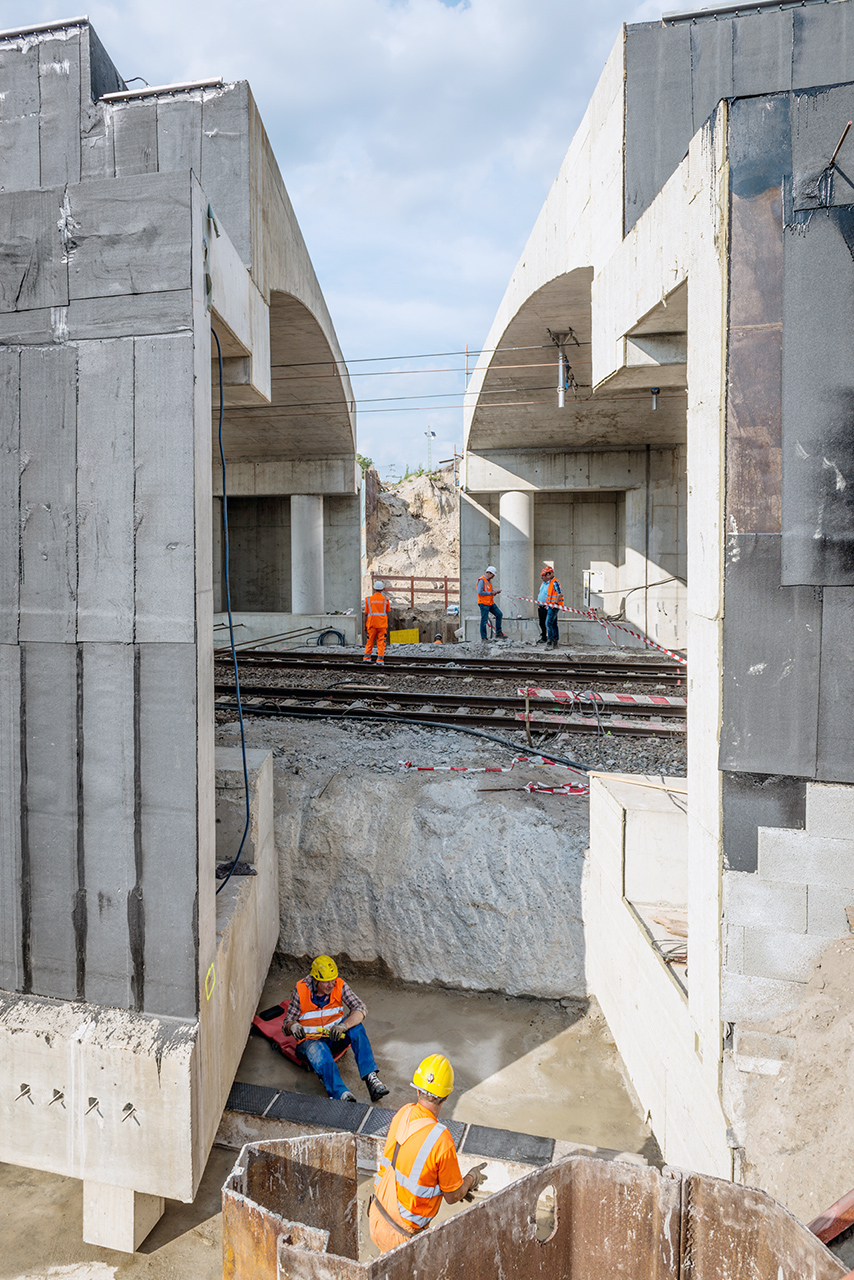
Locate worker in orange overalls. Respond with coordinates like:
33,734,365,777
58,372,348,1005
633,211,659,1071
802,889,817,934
545,567,564,649
364,579,390,664
368,1054,487,1253
476,565,507,640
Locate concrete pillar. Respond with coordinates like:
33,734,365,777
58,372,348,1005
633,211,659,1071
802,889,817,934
290,495,325,614
499,490,535,618
83,1181,164,1252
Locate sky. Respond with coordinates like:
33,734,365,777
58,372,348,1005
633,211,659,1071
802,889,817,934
5,0,674,477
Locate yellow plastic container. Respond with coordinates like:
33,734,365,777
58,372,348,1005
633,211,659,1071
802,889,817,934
389,628,420,645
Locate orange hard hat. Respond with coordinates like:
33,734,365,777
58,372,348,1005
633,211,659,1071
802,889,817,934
541,567,554,577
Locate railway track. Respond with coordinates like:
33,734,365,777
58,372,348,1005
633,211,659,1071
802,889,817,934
219,651,686,686
214,682,686,736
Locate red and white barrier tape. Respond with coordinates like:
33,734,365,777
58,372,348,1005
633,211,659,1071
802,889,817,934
512,596,687,667
518,687,687,709
398,755,589,796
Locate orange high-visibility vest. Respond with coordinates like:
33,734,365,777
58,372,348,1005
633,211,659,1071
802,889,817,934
546,578,563,607
296,977,346,1039
373,1103,457,1236
365,592,390,624
476,575,494,605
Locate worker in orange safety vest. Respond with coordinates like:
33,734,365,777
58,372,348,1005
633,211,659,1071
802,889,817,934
368,1054,487,1254
544,568,564,649
476,566,507,641
364,579,390,664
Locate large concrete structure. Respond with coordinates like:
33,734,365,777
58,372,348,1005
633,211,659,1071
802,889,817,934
464,0,854,1200
0,16,357,1250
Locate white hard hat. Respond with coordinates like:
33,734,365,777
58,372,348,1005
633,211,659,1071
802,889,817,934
485,565,497,574
373,579,384,590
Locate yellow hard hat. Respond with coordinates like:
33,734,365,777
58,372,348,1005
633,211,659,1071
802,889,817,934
412,1053,454,1098
310,955,338,981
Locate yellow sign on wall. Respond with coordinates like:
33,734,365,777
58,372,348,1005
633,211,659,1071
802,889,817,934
389,628,420,644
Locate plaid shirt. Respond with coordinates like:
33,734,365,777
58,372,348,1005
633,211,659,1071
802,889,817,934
284,975,367,1027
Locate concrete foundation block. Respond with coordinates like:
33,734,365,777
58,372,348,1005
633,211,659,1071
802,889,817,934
725,924,744,973
720,971,806,1022
732,1029,796,1076
82,1180,164,1252
806,882,854,937
757,826,854,886
741,928,830,983
723,871,807,932
805,782,854,838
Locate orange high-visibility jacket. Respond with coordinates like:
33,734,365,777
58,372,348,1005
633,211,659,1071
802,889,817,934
546,578,564,608
296,977,346,1039
373,1102,463,1236
476,575,494,605
365,591,390,625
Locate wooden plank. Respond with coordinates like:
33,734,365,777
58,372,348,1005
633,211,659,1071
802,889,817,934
0,187,70,314
112,99,158,176
67,289,193,340
76,339,134,642
81,643,135,1008
19,345,78,643
23,642,79,1001
67,171,192,301
0,644,23,993
157,97,202,175
0,42,40,191
134,333,196,642
138,642,198,1017
0,349,20,642
38,29,82,186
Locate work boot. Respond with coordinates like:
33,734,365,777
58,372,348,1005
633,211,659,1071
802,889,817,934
536,636,547,644
495,632,508,639
363,1072,389,1103
377,658,385,665
362,657,372,663
339,1090,357,1102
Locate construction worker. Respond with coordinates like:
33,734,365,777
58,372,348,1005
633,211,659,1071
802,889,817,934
283,955,389,1103
476,566,507,641
537,566,553,643
545,567,564,649
368,1054,487,1253
364,579,390,664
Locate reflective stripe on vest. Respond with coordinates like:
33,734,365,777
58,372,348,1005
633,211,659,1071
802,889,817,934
296,977,346,1039
366,592,389,619
373,1106,449,1232
477,576,493,605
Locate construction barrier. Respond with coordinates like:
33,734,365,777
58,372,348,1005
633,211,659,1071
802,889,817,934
511,595,688,666
518,687,687,709
398,755,589,796
389,627,420,644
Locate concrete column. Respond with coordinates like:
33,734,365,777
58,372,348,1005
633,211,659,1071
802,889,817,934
499,490,535,618
290,495,325,614
83,1181,164,1252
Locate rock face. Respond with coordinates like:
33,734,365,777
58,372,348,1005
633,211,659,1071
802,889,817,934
368,467,459,581
271,761,588,1001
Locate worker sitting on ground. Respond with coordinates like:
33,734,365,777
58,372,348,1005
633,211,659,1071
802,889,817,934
477,566,507,641
545,567,564,649
364,579,390,665
368,1053,487,1254
283,955,389,1103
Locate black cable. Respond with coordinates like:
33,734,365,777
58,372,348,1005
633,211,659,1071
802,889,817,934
213,327,252,895
214,702,589,777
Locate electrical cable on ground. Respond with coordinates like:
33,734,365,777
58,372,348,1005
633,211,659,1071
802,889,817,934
213,326,252,896
215,702,589,777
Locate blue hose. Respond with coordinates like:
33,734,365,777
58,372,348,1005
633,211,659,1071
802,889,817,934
212,328,251,895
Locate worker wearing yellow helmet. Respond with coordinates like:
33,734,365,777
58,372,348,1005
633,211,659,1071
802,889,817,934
368,1053,487,1253
283,955,388,1104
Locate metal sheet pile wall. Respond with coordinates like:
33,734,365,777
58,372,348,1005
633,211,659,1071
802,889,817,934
222,1136,846,1280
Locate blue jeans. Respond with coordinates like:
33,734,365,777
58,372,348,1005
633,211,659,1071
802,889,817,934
546,607,560,644
479,602,503,639
296,1023,377,1099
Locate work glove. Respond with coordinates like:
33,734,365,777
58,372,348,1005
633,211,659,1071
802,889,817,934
463,1163,487,1201
291,1023,307,1042
324,1026,348,1047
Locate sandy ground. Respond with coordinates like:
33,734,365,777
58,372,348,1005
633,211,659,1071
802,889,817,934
0,959,655,1279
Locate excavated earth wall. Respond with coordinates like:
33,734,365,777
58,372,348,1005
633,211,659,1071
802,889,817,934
218,718,589,1000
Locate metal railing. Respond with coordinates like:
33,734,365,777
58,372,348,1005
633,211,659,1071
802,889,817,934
379,574,460,608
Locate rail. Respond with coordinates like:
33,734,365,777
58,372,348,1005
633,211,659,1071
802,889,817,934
376,574,460,608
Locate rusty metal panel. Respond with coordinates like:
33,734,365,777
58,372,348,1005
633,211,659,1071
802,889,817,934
223,1187,282,1280
681,1174,846,1279
244,1136,358,1264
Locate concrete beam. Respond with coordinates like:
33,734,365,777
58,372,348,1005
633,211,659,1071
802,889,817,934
464,448,659,494
212,457,359,497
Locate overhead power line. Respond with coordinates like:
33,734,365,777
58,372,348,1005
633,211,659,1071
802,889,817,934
272,342,581,371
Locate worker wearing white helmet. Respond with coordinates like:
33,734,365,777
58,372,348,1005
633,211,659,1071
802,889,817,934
364,579,390,665
369,1054,487,1253
476,566,507,641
